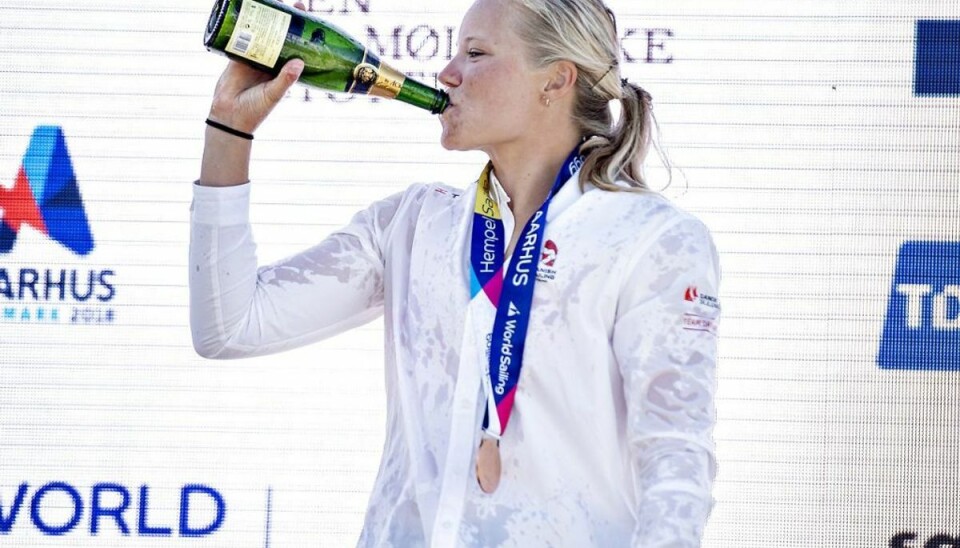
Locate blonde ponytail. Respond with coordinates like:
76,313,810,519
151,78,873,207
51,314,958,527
510,0,658,192
579,80,653,191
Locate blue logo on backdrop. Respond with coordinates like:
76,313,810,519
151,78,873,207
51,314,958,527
0,482,225,537
878,241,960,371
1,126,117,324
914,19,960,96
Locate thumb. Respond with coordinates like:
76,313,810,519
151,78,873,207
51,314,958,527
264,58,304,103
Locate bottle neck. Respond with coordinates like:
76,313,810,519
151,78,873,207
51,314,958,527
396,78,449,114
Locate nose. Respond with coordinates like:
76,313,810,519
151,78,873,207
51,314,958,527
438,58,461,89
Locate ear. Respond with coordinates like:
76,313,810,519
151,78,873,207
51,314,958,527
542,60,578,102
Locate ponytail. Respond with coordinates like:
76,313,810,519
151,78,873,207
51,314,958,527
509,0,663,192
579,80,654,192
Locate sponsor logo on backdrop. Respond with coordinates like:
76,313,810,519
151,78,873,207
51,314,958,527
0,126,116,324
293,0,674,103
0,127,93,256
0,482,225,538
878,241,960,370
914,19,960,96
891,531,960,548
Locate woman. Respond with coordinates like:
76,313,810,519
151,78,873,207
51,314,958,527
190,0,721,546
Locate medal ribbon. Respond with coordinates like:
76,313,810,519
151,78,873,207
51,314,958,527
469,147,583,438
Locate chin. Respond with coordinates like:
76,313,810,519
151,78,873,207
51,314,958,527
439,131,471,152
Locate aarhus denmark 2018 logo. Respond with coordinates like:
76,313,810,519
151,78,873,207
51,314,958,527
878,241,960,370
0,126,93,256
0,125,115,323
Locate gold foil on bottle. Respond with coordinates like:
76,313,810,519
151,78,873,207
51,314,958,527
351,62,405,99
371,62,405,99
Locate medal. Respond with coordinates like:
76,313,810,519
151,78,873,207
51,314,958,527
468,147,584,495
476,435,501,494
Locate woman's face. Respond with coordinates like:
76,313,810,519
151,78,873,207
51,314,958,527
438,0,549,152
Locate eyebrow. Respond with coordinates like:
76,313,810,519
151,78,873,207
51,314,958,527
458,36,495,52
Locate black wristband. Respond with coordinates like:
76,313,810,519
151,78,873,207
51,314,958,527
205,118,254,141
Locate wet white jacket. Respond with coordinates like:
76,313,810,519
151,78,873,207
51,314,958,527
189,171,721,548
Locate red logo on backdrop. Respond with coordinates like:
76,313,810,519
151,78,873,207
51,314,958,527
541,240,558,267
684,286,699,301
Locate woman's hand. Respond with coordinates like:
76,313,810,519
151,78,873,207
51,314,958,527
207,1,307,133
198,1,307,187
207,58,304,134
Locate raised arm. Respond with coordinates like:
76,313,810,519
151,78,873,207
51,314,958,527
190,38,399,359
189,185,415,359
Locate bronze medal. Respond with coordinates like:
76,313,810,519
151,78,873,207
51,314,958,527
476,436,502,494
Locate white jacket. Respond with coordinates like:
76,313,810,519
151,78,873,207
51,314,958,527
189,171,721,548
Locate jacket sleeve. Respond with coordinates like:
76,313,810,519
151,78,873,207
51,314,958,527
612,216,721,548
188,182,415,359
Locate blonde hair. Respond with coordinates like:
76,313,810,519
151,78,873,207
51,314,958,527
509,0,655,191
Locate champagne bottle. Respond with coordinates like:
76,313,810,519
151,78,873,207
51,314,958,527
204,0,449,114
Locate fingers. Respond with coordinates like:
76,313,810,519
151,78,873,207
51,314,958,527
217,59,269,96
208,1,307,131
263,58,304,104
293,1,306,9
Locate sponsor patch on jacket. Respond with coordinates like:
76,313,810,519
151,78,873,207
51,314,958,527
682,313,717,335
682,286,719,335
536,239,558,282
433,186,461,198
684,285,720,310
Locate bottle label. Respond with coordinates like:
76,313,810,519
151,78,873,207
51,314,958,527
226,0,290,69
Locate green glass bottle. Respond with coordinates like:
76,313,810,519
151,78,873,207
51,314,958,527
204,0,449,114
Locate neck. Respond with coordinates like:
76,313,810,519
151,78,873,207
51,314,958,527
485,127,581,216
